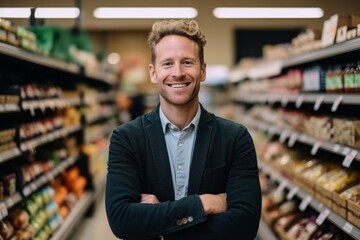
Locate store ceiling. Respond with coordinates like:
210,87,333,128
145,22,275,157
1,0,360,31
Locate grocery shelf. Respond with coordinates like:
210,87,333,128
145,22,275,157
0,42,79,74
0,103,20,113
229,38,360,81
0,154,78,221
240,116,360,165
84,68,118,86
22,97,82,113
50,192,94,240
0,147,21,164
257,218,279,240
259,161,360,239
233,93,360,110
283,38,360,68
20,125,82,152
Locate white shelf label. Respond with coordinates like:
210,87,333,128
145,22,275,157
288,133,298,147
299,196,312,211
343,222,353,234
342,150,358,168
286,186,299,200
314,95,324,111
281,96,289,107
311,141,322,155
331,95,343,112
279,130,290,143
315,208,331,225
295,96,304,108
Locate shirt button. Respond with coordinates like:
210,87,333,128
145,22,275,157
178,143,183,147
181,218,188,224
177,165,182,169
176,219,182,226
187,216,193,223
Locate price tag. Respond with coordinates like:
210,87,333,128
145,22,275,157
311,141,322,155
295,96,304,108
288,133,298,147
315,208,330,225
342,147,351,155
286,186,299,200
299,196,312,211
267,126,277,139
332,144,341,153
281,96,289,107
343,222,353,233
342,150,358,168
313,95,324,111
5,197,14,208
275,180,288,194
331,95,343,112
279,130,290,143
23,186,31,197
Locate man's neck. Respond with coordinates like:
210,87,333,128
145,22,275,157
160,101,199,130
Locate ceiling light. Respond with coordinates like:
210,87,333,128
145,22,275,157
213,7,324,19
94,7,198,19
35,7,80,19
0,8,31,18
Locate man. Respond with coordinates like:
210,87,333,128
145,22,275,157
106,19,261,240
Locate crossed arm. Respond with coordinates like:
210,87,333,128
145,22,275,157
141,193,227,215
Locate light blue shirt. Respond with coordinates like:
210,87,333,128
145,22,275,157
159,105,201,200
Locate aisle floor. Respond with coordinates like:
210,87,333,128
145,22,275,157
70,192,119,240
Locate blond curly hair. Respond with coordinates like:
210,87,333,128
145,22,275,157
148,19,207,65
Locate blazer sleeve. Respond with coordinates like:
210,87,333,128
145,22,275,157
164,127,262,240
106,124,208,240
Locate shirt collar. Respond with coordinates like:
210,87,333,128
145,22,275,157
159,105,201,133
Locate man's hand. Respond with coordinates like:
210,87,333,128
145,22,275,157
141,193,160,204
199,193,227,215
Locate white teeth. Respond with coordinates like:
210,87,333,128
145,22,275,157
171,84,187,88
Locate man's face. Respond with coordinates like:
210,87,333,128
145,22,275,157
148,35,206,107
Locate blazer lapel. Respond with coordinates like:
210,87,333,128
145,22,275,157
188,107,213,195
146,106,174,200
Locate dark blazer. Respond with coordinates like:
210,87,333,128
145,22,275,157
106,104,261,240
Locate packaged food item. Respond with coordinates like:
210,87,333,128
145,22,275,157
339,184,360,205
8,208,30,230
0,219,14,239
317,168,360,192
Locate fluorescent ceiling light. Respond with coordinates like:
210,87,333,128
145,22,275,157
0,7,79,19
35,7,80,19
94,7,197,19
213,7,324,19
0,8,31,18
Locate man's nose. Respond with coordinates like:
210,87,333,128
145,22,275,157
172,63,185,78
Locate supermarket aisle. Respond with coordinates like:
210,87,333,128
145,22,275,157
70,191,119,240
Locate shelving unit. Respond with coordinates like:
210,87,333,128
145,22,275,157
0,37,118,239
231,38,360,240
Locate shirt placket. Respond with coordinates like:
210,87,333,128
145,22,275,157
176,131,186,199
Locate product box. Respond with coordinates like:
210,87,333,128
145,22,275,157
302,65,326,92
315,184,333,209
333,118,360,148
322,14,353,47
347,200,360,228
332,192,347,219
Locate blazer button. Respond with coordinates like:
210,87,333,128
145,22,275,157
181,218,188,224
176,219,182,226
187,216,193,223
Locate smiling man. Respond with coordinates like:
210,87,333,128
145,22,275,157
106,19,261,240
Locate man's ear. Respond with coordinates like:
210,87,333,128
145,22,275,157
200,63,206,82
148,64,157,83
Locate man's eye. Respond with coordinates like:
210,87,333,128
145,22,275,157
184,61,193,66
